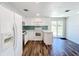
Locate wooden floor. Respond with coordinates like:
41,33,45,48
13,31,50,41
22,38,79,56
22,40,51,56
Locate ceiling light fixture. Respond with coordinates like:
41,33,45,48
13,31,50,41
65,10,70,12
24,9,28,11
77,11,79,14
35,2,40,4
36,13,40,16
51,11,58,17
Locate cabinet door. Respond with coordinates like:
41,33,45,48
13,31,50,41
14,13,22,56
0,5,14,55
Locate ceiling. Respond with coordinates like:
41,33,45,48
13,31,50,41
3,2,79,17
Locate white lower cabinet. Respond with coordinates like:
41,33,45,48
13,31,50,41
44,32,53,45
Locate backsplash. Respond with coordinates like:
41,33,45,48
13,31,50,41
23,26,48,30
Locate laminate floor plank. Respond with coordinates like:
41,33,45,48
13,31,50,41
22,38,79,56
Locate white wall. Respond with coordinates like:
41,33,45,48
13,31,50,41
67,14,79,44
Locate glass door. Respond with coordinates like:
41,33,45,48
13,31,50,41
57,20,63,37
51,20,64,38
51,21,57,37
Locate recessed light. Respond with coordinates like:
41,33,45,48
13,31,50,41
77,11,79,14
35,2,40,4
24,9,28,11
36,13,40,16
65,10,70,12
